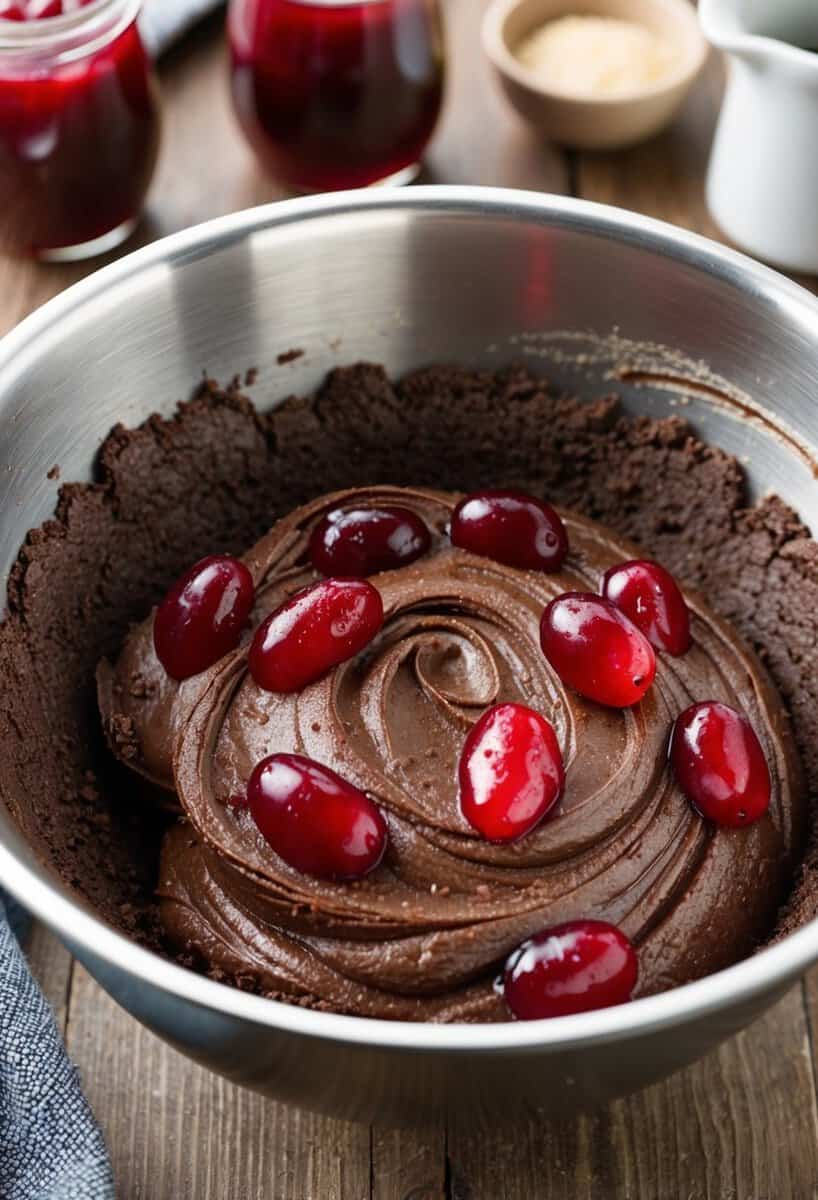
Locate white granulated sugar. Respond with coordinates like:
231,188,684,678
515,15,679,98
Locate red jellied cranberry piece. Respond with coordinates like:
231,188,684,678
153,555,255,681
310,505,431,577
248,752,387,879
249,577,383,693
669,701,771,827
540,593,656,708
459,703,564,842
450,490,568,572
602,559,691,656
503,919,638,1020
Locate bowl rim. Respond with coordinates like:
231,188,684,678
482,0,709,107
1,184,818,1053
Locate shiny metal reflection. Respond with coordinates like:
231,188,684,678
0,187,817,1123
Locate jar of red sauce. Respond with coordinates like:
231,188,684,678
227,0,444,193
0,0,161,260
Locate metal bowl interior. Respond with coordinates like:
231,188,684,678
1,187,817,1123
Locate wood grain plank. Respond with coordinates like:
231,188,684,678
0,258,86,339
371,1126,446,1200
448,985,818,1200
796,965,818,1136
574,47,723,235
65,963,371,1200
448,1107,602,1200
614,985,818,1200
425,0,569,194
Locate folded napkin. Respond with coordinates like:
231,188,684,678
140,0,224,56
0,895,114,1200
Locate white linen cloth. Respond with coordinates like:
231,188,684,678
140,0,224,56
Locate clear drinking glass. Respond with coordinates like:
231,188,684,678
0,0,161,260
227,0,445,192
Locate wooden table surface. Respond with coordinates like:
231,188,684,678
4,4,818,1197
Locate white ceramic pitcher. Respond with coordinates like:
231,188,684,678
701,0,818,271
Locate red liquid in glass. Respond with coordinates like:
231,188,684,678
228,0,444,191
0,2,160,256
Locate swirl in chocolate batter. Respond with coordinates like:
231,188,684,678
97,486,806,1022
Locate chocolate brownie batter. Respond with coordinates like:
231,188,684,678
1,363,817,1016
99,486,804,1020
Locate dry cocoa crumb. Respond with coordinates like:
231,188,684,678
128,671,156,700
108,714,139,761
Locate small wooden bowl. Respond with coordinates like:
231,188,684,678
482,0,708,150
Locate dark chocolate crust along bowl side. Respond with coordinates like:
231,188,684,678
0,189,818,1123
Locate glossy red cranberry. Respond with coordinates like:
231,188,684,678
503,919,638,1020
249,578,383,693
602,559,691,656
450,490,568,572
310,505,431,577
669,701,771,827
153,555,255,681
540,593,656,708
248,752,387,879
459,703,564,842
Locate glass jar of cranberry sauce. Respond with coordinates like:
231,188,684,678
0,0,161,260
228,0,444,193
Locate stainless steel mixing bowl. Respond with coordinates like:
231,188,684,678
1,187,817,1125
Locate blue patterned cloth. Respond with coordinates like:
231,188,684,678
0,895,114,1199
